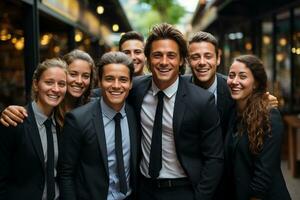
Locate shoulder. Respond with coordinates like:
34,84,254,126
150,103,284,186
217,73,228,81
91,88,101,97
180,77,213,100
182,74,192,82
132,74,151,86
67,99,99,120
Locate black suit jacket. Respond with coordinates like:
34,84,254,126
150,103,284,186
0,103,60,200
58,98,138,200
128,75,224,200
183,73,235,139
225,109,291,200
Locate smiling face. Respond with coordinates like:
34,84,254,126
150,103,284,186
149,39,182,90
99,63,132,112
188,41,220,89
121,39,145,76
227,60,256,105
67,59,91,98
34,67,67,115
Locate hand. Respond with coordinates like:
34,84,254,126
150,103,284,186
0,105,28,127
266,92,278,108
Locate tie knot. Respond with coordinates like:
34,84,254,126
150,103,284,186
44,118,52,129
114,113,122,123
157,91,165,101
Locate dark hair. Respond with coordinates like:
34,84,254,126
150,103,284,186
234,54,270,154
63,49,96,104
144,23,187,74
189,31,219,56
31,58,67,100
98,51,134,80
119,31,144,51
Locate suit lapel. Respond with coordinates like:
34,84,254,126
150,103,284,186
92,99,109,176
132,76,152,120
173,77,187,137
26,104,45,168
125,105,137,177
216,75,226,120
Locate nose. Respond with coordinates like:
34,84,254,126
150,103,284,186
52,83,60,92
75,75,82,84
130,51,135,59
198,57,205,65
112,79,121,88
232,76,239,84
161,55,168,65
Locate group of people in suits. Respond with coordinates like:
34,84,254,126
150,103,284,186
0,22,291,200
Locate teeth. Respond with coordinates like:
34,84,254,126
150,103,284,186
196,68,209,73
158,68,170,72
48,95,59,100
110,91,122,95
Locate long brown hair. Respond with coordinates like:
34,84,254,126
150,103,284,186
235,55,271,154
56,49,95,128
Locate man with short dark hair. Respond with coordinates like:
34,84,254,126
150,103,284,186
58,51,138,200
128,23,223,200
187,31,234,138
119,31,146,76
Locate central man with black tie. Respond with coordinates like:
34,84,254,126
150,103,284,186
128,23,224,200
58,52,138,200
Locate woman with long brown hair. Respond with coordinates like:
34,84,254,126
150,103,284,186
225,54,290,200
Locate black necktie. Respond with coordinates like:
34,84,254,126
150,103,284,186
44,118,55,200
149,91,164,178
114,113,128,194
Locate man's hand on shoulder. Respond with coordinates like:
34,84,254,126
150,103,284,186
0,105,28,127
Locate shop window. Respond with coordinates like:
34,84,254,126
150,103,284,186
0,1,26,110
292,7,300,112
276,11,291,112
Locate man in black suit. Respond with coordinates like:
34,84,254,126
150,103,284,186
58,52,138,200
185,31,234,200
127,23,223,200
186,31,235,138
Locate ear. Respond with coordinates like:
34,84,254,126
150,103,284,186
33,80,38,92
217,49,221,66
129,80,133,90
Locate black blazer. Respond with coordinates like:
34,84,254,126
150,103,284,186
0,103,60,200
183,73,235,139
58,98,138,200
128,75,224,200
225,109,291,200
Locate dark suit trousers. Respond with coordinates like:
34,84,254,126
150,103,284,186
138,175,195,200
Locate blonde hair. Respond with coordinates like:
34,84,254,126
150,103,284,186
31,58,67,100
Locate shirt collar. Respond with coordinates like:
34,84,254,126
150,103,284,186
207,75,217,95
100,97,126,120
31,101,56,126
151,77,179,99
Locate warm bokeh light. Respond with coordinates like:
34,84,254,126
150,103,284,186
97,6,104,14
112,24,119,32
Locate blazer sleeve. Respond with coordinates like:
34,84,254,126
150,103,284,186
0,124,20,200
195,93,224,200
58,112,83,200
249,109,284,199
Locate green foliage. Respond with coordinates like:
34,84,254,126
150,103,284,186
138,0,186,23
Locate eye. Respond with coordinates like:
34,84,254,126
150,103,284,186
151,53,161,58
122,50,130,55
240,75,247,80
134,50,142,55
82,73,91,80
58,81,66,87
105,76,114,82
120,77,129,83
45,80,54,85
190,55,200,61
69,72,77,77
228,74,235,79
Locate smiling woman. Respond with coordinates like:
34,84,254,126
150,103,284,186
225,54,291,200
0,58,67,200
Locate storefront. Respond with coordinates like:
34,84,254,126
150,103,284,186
191,0,300,113
0,0,131,109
